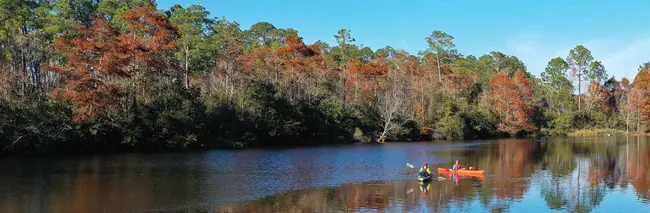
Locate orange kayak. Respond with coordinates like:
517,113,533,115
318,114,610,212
437,168,485,175
439,172,485,180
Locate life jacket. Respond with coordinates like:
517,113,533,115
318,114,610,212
453,163,461,170
419,166,430,176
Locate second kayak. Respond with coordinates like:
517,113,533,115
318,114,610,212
437,168,484,175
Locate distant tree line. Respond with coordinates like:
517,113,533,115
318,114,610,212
1,0,648,155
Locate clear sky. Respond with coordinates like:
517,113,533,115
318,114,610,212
157,0,650,80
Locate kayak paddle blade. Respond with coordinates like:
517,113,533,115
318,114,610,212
406,163,414,168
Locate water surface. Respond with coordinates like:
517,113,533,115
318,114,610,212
1,137,650,212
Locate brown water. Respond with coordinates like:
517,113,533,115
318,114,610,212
1,137,650,212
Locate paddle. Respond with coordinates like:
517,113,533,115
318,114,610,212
406,163,415,169
408,162,447,181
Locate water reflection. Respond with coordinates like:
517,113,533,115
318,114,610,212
1,137,650,212
217,137,650,213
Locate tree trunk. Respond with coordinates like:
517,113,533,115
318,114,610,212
20,24,28,98
184,46,190,88
378,117,391,142
625,109,629,132
342,63,347,109
637,107,641,133
578,74,582,111
436,54,442,82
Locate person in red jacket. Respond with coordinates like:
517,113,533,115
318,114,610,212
452,160,462,170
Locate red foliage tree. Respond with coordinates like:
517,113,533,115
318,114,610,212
238,35,327,101
238,46,281,79
276,35,322,74
587,81,612,112
47,7,178,123
632,71,650,125
489,70,536,135
345,57,387,103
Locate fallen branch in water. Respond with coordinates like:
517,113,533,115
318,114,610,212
4,136,24,150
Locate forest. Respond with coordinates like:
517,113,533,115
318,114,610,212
1,0,649,155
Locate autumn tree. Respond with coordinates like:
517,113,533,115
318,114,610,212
46,17,122,122
489,70,536,135
586,81,611,112
47,7,178,122
345,57,387,104
632,68,650,129
629,63,650,131
276,35,326,102
238,34,327,104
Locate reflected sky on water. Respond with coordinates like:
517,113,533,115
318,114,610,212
1,137,650,212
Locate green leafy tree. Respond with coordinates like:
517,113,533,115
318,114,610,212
589,60,608,83
566,45,607,110
541,57,575,113
243,22,296,50
0,0,36,95
168,4,213,88
425,30,458,82
333,29,355,108
207,17,244,104
96,0,155,32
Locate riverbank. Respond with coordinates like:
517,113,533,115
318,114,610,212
567,129,629,136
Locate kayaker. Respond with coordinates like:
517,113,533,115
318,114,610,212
452,160,462,171
419,162,431,177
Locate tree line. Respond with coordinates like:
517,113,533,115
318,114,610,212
1,0,649,155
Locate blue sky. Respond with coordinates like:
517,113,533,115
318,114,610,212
157,0,650,80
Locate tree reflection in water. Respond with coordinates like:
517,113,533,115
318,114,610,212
216,137,650,213
2,137,650,212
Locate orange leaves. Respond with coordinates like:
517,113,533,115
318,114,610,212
238,35,325,77
346,58,388,78
276,35,323,73
46,7,179,123
235,34,330,102
120,7,178,72
632,71,650,124
587,80,617,113
238,46,279,74
489,70,536,135
345,57,388,102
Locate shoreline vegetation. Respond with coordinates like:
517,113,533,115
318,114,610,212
566,129,629,136
2,1,650,156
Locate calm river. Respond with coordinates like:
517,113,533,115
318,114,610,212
2,137,650,212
